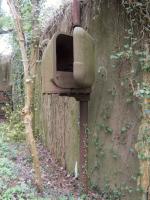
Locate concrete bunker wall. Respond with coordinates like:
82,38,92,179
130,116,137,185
0,56,12,117
0,56,11,88
34,1,142,199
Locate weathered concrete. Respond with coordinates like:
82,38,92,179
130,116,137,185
0,55,11,87
0,55,12,116
34,1,142,199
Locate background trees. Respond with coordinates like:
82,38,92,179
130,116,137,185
7,0,42,191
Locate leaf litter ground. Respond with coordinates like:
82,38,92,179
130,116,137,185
0,130,102,199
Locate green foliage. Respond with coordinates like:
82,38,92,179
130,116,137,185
136,125,150,161
0,140,17,195
59,194,87,200
110,30,150,100
11,33,25,107
103,186,123,200
18,0,32,47
120,123,131,134
93,136,102,151
90,180,125,200
0,133,43,199
9,1,31,105
134,50,150,72
110,1,150,105
96,123,113,135
121,127,127,134
0,0,13,31
111,149,119,160
0,135,36,199
138,83,150,98
90,181,99,192
0,15,13,30
110,41,133,62
104,126,113,134
0,157,15,177
122,0,150,34
1,184,35,200
2,104,25,141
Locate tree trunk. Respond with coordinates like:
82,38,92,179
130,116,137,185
7,0,42,192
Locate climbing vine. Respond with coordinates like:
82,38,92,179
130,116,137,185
110,1,150,97
110,1,150,198
122,0,150,35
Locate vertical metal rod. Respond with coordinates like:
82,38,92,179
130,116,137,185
72,0,81,27
80,100,88,193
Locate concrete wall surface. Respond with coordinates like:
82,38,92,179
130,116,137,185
34,1,142,199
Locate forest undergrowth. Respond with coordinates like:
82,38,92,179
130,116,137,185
0,122,101,200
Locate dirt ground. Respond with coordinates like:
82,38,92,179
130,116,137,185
0,125,103,200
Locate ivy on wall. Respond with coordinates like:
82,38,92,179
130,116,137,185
116,1,150,198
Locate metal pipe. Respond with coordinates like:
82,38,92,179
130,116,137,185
79,100,88,193
72,0,81,27
72,0,88,192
